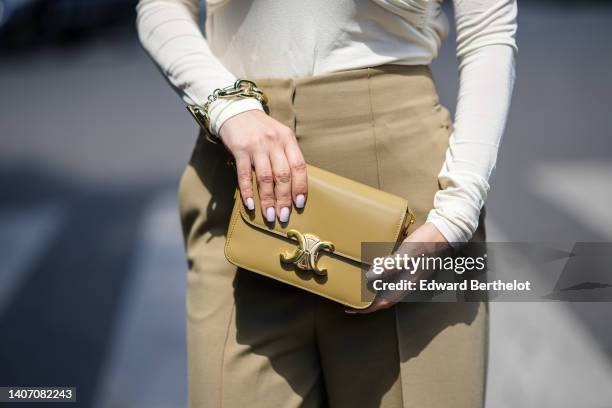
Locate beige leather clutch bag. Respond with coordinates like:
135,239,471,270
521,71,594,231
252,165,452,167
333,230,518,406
224,164,415,309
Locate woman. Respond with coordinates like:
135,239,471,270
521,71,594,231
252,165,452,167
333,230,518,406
136,0,517,407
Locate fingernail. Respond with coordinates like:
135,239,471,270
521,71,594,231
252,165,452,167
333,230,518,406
265,207,275,223
295,194,305,209
246,197,255,211
279,207,290,223
365,270,379,282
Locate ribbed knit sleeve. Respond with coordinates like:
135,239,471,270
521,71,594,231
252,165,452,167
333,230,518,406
426,0,518,245
136,0,263,134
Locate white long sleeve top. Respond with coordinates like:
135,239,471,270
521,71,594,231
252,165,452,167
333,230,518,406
136,0,517,244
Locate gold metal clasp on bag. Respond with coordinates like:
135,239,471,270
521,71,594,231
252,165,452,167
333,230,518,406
280,230,335,276
400,207,416,239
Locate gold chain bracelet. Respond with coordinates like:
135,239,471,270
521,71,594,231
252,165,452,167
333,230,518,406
187,79,269,144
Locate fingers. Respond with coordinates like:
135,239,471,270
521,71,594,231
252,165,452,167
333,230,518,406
253,153,276,223
285,138,308,208
345,299,395,314
269,148,292,223
221,111,307,222
234,151,254,210
345,263,401,314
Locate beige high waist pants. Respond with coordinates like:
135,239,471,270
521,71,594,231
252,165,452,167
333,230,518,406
178,65,487,408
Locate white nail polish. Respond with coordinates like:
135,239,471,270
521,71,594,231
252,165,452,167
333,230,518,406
265,207,275,223
279,207,290,223
295,194,305,209
246,197,255,210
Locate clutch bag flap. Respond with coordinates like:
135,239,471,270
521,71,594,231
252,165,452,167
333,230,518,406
224,164,413,309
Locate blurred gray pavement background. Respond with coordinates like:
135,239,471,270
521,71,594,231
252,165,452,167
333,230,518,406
1,2,612,407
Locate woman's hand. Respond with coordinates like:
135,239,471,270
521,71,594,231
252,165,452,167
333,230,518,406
346,222,450,314
218,110,307,223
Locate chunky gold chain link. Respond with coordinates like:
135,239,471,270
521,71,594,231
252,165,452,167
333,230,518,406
187,79,269,143
209,79,268,105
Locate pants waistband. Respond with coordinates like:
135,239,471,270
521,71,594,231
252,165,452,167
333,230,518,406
249,64,439,131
